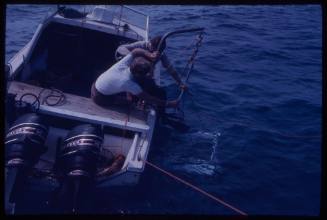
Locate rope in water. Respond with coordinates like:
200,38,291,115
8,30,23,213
144,160,248,216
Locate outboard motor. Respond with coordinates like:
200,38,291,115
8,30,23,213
5,64,11,92
56,124,103,213
5,113,49,213
5,93,17,131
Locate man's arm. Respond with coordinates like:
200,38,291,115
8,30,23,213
115,48,158,72
161,54,186,89
116,41,147,57
131,48,159,62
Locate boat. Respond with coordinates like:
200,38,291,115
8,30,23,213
5,5,204,213
5,5,155,213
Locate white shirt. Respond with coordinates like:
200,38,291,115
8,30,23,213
116,41,172,86
95,54,142,95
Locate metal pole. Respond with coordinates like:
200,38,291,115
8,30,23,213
154,27,204,103
177,62,194,101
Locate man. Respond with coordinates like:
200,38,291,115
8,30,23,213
91,48,179,110
116,36,187,90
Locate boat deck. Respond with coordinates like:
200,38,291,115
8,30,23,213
8,81,150,132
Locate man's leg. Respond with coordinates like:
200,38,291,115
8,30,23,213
91,83,133,108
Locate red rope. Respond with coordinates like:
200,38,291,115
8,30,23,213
145,160,248,216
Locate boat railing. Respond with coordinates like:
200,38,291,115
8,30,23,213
87,5,149,40
54,5,148,37
53,5,149,41
116,5,148,30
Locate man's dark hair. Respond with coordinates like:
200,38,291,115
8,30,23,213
130,57,152,78
150,36,166,52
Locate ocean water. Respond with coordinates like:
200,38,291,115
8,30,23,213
5,5,322,216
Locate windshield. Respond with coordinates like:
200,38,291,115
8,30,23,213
58,5,148,30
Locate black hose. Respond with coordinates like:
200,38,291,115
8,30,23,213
44,88,66,106
19,93,41,111
156,27,205,53
38,87,66,106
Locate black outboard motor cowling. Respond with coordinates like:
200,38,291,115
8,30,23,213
5,113,48,213
56,124,103,213
5,113,49,168
59,124,103,179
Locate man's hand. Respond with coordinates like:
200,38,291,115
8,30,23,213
126,92,133,102
179,83,188,91
132,48,160,63
148,51,160,62
166,99,180,108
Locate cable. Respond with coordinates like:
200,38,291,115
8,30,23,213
19,93,41,111
37,87,66,106
17,87,66,116
44,88,66,106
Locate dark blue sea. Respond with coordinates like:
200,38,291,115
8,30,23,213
5,5,322,216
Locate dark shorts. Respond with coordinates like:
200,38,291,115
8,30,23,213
91,83,131,107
